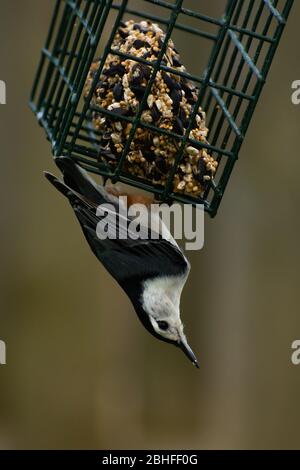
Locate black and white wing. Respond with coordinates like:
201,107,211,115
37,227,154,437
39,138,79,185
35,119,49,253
44,157,190,300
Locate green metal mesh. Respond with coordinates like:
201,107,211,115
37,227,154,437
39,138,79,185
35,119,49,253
30,0,294,217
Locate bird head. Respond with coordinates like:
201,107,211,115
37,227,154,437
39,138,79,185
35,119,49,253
136,277,199,368
148,311,199,368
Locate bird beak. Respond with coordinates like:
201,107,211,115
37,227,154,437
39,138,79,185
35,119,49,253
178,336,199,368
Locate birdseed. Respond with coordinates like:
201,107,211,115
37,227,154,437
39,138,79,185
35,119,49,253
85,19,218,198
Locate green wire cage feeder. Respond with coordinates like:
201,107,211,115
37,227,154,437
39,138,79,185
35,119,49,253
30,0,293,216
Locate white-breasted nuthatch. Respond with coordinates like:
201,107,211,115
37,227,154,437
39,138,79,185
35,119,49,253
45,156,198,367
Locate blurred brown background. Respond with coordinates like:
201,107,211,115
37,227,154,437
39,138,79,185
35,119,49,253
0,0,300,450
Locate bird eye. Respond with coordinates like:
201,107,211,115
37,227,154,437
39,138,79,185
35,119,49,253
157,320,169,331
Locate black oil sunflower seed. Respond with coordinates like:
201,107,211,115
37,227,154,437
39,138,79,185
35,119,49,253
118,28,128,39
130,63,151,85
179,107,189,128
133,23,149,33
170,89,182,115
156,156,168,173
182,82,197,104
132,39,150,49
162,71,177,90
103,64,126,77
110,107,129,116
130,85,146,100
173,116,184,135
140,64,151,80
195,158,208,183
113,83,124,101
173,56,182,67
150,103,161,122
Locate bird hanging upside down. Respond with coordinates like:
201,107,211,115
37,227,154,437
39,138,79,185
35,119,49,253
45,156,198,368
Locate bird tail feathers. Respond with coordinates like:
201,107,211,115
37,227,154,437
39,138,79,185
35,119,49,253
44,171,76,200
44,156,109,207
53,156,104,204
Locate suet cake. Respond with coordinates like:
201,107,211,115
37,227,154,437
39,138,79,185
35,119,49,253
85,19,218,197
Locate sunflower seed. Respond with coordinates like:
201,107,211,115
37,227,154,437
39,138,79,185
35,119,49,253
110,106,129,116
118,28,128,39
173,116,184,135
173,56,182,67
133,23,142,31
179,107,189,128
103,64,125,77
130,84,146,100
140,64,151,80
113,83,124,101
170,89,182,115
132,39,150,49
182,82,197,104
194,158,207,183
131,63,151,85
150,103,161,121
162,71,177,90
156,157,168,173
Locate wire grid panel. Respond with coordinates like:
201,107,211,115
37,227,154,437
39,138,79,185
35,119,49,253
30,0,293,217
